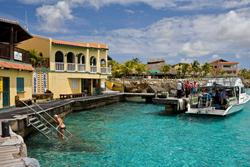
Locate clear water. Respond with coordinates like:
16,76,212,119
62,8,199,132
26,99,250,167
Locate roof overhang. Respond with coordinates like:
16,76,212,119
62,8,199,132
0,61,34,71
0,18,32,43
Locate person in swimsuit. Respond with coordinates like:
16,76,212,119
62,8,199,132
54,114,66,139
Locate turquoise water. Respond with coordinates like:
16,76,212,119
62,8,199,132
26,100,250,167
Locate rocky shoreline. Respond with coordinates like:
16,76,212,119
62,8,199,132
110,78,250,95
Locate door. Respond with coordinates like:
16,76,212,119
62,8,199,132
81,79,91,95
3,77,10,107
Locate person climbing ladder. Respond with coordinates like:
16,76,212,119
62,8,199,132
54,114,66,139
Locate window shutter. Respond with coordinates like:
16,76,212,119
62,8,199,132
17,77,24,93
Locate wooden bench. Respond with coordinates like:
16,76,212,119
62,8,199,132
59,93,86,99
15,96,32,107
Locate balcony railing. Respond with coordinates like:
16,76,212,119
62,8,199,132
78,64,86,72
55,62,64,71
101,67,107,74
90,66,97,73
67,63,75,71
101,66,112,74
0,43,30,64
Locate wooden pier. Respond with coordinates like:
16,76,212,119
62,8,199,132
153,97,189,114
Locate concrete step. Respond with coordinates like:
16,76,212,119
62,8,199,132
0,158,25,166
0,146,19,154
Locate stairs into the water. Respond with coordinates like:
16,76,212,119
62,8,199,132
28,117,52,139
20,101,73,140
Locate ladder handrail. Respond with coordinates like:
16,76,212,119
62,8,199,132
19,100,68,140
33,103,73,137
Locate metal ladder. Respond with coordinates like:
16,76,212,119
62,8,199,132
33,103,73,139
20,101,72,140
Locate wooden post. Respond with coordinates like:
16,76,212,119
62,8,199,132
9,27,14,60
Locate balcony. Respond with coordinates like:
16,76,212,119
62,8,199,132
90,66,97,73
67,63,76,71
101,66,112,74
78,64,86,72
0,43,30,64
55,62,64,71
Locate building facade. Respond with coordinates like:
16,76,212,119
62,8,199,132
0,18,33,108
210,59,239,75
18,36,111,98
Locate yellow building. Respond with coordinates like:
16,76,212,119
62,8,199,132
18,36,111,98
0,18,33,108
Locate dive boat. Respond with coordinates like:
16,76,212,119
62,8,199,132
185,77,250,116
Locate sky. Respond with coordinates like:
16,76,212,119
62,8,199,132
1,0,250,68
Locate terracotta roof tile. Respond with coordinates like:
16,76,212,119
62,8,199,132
0,61,34,71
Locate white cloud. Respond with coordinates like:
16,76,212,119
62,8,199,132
124,9,135,14
32,0,250,33
212,54,220,59
181,41,210,57
24,0,250,66
19,0,56,5
36,1,74,32
235,54,241,59
73,9,250,62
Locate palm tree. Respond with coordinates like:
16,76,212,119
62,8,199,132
161,64,171,73
29,49,43,67
201,62,212,77
191,60,200,77
181,63,190,78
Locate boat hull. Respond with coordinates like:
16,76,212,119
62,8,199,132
186,95,250,116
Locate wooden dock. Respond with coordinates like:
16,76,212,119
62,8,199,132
153,97,189,114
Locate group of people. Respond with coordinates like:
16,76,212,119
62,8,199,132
198,88,228,109
176,80,198,98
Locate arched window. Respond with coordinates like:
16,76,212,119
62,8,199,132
90,56,96,66
100,59,106,67
77,53,85,64
67,52,74,63
55,51,64,62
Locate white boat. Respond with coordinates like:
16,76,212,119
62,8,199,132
185,77,250,116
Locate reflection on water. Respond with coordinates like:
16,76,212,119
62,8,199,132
26,99,250,167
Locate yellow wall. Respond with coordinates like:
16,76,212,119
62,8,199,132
48,72,107,98
51,45,108,73
18,35,51,58
0,69,33,108
17,36,109,98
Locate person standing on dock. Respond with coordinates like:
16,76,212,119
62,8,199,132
54,114,66,139
177,80,183,98
184,80,191,98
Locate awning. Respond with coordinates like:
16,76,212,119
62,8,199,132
0,61,34,71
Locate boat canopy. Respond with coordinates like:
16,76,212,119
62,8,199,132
206,77,244,87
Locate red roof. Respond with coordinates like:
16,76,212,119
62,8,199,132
210,59,239,65
52,40,108,49
0,61,34,71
